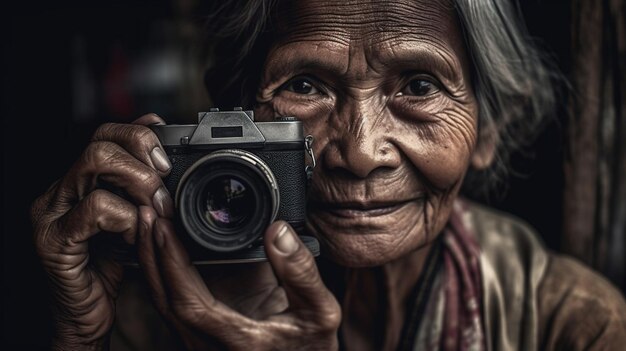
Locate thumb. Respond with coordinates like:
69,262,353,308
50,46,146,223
132,113,166,126
264,221,341,323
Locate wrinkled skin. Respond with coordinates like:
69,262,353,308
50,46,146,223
253,1,487,348
256,0,479,268
30,113,173,349
31,0,492,350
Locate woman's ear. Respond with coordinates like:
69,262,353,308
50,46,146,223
471,122,497,170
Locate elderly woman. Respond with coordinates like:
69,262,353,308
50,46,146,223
31,0,626,350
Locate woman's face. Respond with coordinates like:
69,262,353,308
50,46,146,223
256,0,480,267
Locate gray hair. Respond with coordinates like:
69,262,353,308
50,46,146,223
202,0,558,196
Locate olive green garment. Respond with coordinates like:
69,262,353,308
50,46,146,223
110,201,626,350
463,201,626,351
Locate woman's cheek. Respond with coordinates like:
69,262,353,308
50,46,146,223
394,107,477,191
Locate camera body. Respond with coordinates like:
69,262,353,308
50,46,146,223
150,108,318,263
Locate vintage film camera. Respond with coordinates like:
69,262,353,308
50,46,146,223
150,108,319,263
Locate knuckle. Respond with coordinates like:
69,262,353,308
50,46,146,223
78,190,115,228
136,167,162,190
30,187,62,245
125,125,159,152
93,123,160,154
83,189,133,225
82,141,118,166
31,201,53,246
318,301,342,331
32,220,61,258
92,123,116,141
130,124,154,141
85,189,111,214
289,250,319,282
30,179,64,225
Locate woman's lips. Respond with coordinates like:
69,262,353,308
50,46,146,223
325,202,408,218
307,197,425,235
310,198,421,219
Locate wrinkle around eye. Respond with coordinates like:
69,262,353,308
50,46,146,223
389,93,450,123
263,95,335,122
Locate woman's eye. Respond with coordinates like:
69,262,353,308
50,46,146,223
399,79,439,97
283,78,321,95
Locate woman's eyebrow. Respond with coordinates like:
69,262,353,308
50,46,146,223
264,49,348,81
375,41,463,82
263,40,463,84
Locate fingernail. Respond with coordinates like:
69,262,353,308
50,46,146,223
153,187,174,218
150,147,171,172
274,224,298,254
154,221,166,248
150,113,165,125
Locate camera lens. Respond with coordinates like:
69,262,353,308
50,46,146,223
176,150,279,252
200,175,254,230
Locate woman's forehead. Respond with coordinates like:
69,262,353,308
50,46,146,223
267,0,468,83
274,0,460,45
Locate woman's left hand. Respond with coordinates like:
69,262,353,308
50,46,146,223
136,206,341,350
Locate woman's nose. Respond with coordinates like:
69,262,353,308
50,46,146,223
323,104,402,179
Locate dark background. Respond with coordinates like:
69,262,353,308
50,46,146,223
3,0,572,348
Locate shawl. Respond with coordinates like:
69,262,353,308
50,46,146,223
399,201,485,351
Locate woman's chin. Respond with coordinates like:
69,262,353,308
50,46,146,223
306,201,450,267
306,203,433,267
314,230,432,267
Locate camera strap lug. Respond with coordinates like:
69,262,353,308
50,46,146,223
305,135,316,181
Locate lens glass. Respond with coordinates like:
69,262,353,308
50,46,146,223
177,150,280,252
201,175,255,231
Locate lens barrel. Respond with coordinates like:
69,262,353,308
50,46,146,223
176,150,280,252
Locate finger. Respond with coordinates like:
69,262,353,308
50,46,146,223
264,221,341,327
37,190,137,277
92,120,171,177
136,206,170,315
54,189,138,246
132,113,166,126
136,208,220,348
60,141,173,218
93,254,124,298
30,181,60,226
152,219,256,337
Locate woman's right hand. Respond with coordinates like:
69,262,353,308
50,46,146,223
30,114,173,350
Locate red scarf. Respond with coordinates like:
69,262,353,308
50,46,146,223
441,202,485,350
406,201,485,351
